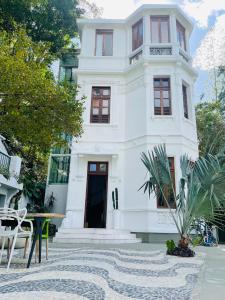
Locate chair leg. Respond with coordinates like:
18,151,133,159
7,238,10,260
0,237,5,264
23,237,29,259
46,239,48,260
35,239,39,263
7,235,17,271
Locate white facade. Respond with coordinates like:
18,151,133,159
0,135,22,207
46,5,198,235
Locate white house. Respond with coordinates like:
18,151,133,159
0,135,22,208
46,4,198,243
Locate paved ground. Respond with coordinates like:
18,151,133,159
0,243,205,300
192,244,225,300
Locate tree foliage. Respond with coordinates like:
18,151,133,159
0,28,84,206
0,28,84,153
195,100,225,156
0,0,83,54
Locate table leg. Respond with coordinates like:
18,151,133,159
38,220,42,263
27,217,43,268
27,229,38,268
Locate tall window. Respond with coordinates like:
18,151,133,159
49,156,70,184
91,87,111,123
95,30,113,56
157,157,176,208
182,83,189,119
176,21,186,51
154,78,171,115
132,19,143,51
151,16,170,43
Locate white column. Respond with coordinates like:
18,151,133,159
143,14,150,57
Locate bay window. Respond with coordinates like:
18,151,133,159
132,19,143,51
182,83,189,119
177,21,186,51
151,16,170,43
154,78,171,115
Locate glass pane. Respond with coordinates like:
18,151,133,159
132,25,138,50
102,108,109,115
138,21,143,45
104,33,113,56
93,99,100,107
154,99,160,107
162,79,169,87
93,108,99,115
93,88,100,96
154,79,160,87
161,21,169,43
163,90,169,98
154,90,160,98
151,20,159,43
96,33,103,56
163,99,170,107
65,68,72,81
49,156,70,184
103,89,110,96
99,163,107,172
103,100,109,107
89,163,97,172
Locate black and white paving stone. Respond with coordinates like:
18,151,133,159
0,246,204,300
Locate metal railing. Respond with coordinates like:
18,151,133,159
0,151,11,176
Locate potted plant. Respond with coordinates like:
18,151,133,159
140,144,225,257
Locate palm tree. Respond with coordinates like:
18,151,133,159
140,144,225,251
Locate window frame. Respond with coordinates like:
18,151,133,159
176,20,186,51
90,86,111,124
132,18,143,51
157,157,176,209
95,29,113,56
150,15,170,44
153,77,172,116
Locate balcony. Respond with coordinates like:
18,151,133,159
0,151,11,178
129,44,191,66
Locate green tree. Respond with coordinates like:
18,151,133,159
0,0,81,54
140,145,225,254
195,100,225,156
0,28,84,152
0,28,84,206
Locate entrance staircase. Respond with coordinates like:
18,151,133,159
53,228,142,244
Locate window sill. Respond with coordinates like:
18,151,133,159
151,115,174,120
84,123,119,128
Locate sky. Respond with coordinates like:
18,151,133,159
92,0,225,102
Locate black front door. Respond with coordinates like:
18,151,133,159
84,162,108,228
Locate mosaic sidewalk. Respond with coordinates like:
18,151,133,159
0,246,204,300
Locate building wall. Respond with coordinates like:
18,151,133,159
47,5,199,233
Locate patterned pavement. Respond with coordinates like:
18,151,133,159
0,246,203,300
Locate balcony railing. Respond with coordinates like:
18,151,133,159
150,46,172,56
129,50,143,65
0,151,11,178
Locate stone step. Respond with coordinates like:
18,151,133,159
55,233,137,240
57,228,131,235
53,237,142,244
53,228,141,244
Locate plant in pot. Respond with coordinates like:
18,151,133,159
140,144,225,257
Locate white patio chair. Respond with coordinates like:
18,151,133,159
0,208,33,271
